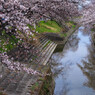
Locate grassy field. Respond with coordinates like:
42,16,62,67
27,20,77,39
35,20,62,33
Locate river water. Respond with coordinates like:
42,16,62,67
51,26,95,95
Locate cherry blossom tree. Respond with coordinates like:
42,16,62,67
0,0,81,75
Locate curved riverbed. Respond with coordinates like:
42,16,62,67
51,27,95,95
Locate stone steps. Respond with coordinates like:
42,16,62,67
22,40,50,63
17,42,57,95
42,43,57,65
27,40,51,64
30,41,52,65
39,42,55,65
0,36,57,95
21,43,57,95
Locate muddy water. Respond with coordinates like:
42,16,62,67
51,27,95,95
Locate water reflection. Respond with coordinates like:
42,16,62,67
78,46,95,90
51,27,95,95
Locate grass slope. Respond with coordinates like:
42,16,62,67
36,20,62,33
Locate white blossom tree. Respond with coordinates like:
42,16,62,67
0,0,81,74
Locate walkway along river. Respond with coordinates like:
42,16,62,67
51,26,95,95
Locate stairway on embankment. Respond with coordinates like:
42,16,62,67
0,35,57,95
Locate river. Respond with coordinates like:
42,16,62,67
51,26,95,95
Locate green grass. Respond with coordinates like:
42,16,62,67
35,20,62,33
72,24,76,29
68,21,75,24
63,33,67,37
0,30,20,53
91,28,95,32
31,82,39,91
66,21,76,29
